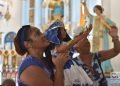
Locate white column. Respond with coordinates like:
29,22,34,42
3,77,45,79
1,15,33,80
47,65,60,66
76,0,81,24
22,0,29,25
64,0,68,24
34,0,43,28
70,0,81,37
45,6,49,24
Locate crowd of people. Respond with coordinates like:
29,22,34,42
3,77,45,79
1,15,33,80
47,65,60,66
13,19,120,86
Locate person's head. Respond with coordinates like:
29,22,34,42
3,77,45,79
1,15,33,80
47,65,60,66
94,5,104,15
45,19,71,45
2,79,15,86
44,20,71,67
57,27,71,42
74,37,90,54
14,25,49,56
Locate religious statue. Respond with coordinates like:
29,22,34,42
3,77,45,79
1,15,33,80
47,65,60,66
82,1,115,74
49,0,64,22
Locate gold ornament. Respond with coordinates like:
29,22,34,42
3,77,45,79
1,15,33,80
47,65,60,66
11,50,17,68
4,6,11,21
3,50,9,67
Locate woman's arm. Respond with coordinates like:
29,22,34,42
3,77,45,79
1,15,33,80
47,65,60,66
98,26,120,61
53,65,64,86
56,25,92,53
82,1,91,16
52,52,69,86
20,66,53,86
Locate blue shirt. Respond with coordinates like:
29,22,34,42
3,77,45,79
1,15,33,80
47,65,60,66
18,56,52,86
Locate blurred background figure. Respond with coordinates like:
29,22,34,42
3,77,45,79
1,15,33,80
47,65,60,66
2,79,16,86
82,0,116,75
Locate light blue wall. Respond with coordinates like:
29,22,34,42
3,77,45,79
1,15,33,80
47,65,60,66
45,5,49,24
70,0,81,37
70,0,81,24
64,0,69,24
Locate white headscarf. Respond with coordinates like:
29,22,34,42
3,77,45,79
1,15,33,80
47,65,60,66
64,59,93,86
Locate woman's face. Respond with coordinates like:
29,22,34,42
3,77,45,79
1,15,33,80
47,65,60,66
28,27,50,50
94,8,102,16
60,28,67,39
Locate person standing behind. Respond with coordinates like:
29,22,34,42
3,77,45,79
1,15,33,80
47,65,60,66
2,79,16,86
45,20,94,86
73,26,120,86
